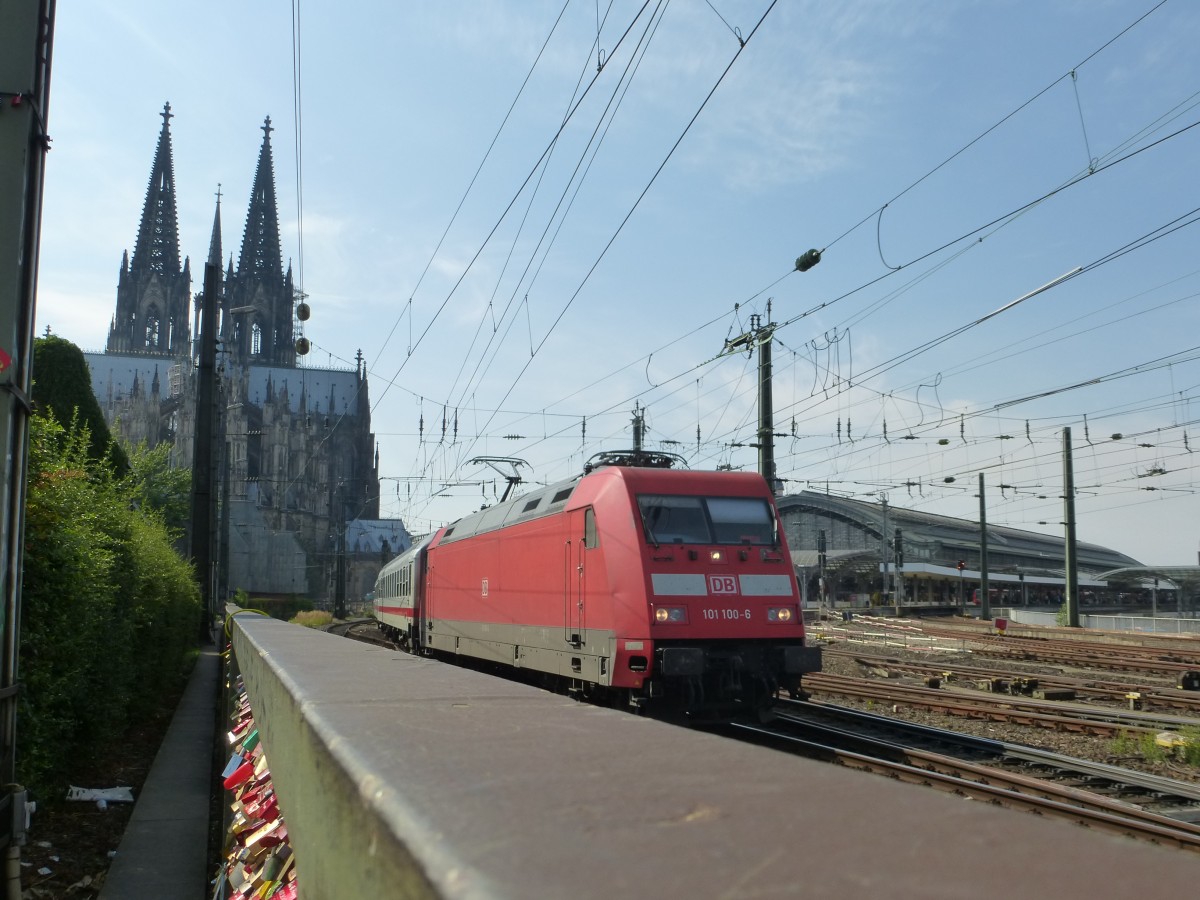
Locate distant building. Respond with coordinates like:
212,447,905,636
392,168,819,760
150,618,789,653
344,519,414,605
84,104,407,601
778,489,1145,607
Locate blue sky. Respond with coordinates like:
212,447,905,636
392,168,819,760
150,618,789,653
35,1,1200,566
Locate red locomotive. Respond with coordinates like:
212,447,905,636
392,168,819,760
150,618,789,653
374,456,821,718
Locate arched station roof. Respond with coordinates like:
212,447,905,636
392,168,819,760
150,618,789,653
777,490,1142,579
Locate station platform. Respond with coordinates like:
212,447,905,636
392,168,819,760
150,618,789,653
98,644,220,899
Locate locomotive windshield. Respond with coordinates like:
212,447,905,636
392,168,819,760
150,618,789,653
637,495,776,546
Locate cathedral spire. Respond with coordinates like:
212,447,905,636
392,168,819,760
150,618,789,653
208,185,224,268
199,186,225,357
131,103,182,276
237,117,283,282
225,116,295,367
107,103,191,356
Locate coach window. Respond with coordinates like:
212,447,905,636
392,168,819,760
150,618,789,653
584,507,598,548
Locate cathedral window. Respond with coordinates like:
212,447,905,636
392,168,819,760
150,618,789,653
144,314,161,350
251,322,263,356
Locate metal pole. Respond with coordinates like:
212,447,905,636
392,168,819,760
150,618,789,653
758,318,779,495
334,484,347,619
879,496,889,610
1062,427,1080,627
190,262,219,641
207,371,220,618
723,255,819,499
0,0,54,854
979,473,990,620
218,436,230,607
817,529,827,613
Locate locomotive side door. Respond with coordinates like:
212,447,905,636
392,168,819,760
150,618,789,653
413,553,429,651
564,507,592,648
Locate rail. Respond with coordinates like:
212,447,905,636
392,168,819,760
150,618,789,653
735,712,1200,853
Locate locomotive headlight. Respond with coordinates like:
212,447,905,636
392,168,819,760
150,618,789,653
767,606,794,623
654,606,688,624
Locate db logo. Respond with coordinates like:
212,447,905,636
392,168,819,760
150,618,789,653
708,575,739,595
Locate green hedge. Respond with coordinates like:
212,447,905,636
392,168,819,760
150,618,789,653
19,413,200,799
32,334,128,475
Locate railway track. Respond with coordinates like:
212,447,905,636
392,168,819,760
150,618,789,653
326,619,395,647
729,701,1200,852
803,671,1197,735
919,629,1200,676
828,648,1200,714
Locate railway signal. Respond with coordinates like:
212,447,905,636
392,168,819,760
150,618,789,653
957,561,966,617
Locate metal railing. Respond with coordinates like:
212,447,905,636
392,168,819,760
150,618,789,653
994,608,1200,636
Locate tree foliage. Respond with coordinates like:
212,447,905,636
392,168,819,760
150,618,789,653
19,412,199,799
32,335,128,475
124,439,191,538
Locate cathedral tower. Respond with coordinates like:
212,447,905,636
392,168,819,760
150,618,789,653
221,117,297,367
87,106,398,602
106,103,191,357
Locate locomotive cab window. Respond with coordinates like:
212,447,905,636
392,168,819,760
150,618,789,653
638,494,776,546
706,496,775,545
638,496,709,544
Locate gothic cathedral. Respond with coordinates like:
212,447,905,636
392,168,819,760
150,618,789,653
85,104,410,603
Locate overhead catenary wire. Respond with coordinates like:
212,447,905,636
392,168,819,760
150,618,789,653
493,191,1199,479
372,2,660,411
291,0,305,302
379,5,1185,472
397,0,783,504
266,1,627,513
446,0,672,415
327,4,1197,548
821,0,1170,256
391,1,678,510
